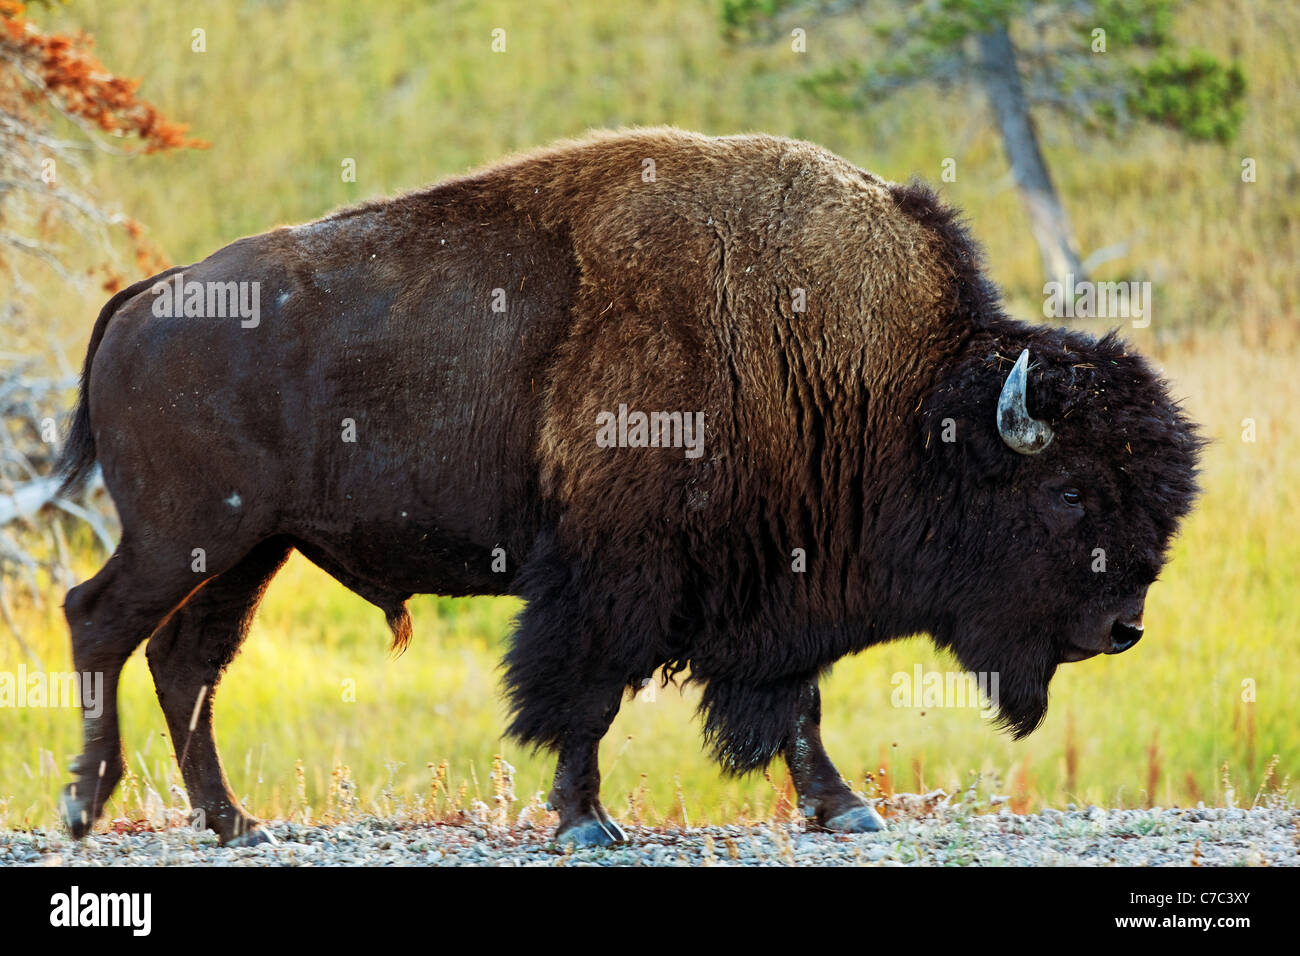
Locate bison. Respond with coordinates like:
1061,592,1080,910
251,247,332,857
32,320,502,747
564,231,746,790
55,128,1201,847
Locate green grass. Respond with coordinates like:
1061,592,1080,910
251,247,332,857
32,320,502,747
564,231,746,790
1,0,1297,830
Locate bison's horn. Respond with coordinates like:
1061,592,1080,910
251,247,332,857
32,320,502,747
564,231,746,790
997,349,1054,455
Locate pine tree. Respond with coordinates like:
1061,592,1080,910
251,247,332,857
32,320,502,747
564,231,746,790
723,0,1245,285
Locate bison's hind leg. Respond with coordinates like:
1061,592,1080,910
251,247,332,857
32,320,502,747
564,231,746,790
61,539,227,838
144,537,292,845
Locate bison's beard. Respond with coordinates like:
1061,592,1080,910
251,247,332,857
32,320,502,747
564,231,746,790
944,624,1059,739
990,667,1054,739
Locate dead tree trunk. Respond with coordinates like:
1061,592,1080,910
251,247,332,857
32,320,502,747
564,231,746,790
977,25,1086,286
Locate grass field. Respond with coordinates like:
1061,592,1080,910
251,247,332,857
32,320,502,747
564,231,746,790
1,0,1296,830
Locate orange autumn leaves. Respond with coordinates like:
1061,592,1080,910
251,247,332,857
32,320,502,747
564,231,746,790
1,1,207,153
0,2,205,289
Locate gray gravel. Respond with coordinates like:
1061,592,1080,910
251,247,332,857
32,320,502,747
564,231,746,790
2,798,1296,866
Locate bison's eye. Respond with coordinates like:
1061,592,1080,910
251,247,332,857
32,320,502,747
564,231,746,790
1061,488,1083,508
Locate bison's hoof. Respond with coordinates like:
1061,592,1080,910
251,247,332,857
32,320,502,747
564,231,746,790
59,786,94,839
224,825,278,848
597,816,628,843
555,817,626,848
822,805,886,833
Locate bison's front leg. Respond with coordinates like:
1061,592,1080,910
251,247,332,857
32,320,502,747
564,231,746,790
145,540,291,846
504,550,631,848
548,723,628,848
783,678,885,832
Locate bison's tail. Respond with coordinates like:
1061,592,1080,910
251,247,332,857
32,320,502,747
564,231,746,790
54,267,184,497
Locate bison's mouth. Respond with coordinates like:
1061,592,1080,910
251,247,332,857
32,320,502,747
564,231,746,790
1060,615,1145,664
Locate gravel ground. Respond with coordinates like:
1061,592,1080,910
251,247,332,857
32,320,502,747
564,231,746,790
2,799,1296,866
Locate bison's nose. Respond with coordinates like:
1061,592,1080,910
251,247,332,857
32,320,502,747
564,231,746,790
1109,617,1144,653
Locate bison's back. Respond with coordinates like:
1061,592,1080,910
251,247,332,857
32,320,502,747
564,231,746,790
87,127,962,600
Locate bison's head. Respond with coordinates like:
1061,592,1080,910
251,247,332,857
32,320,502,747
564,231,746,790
915,325,1203,738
